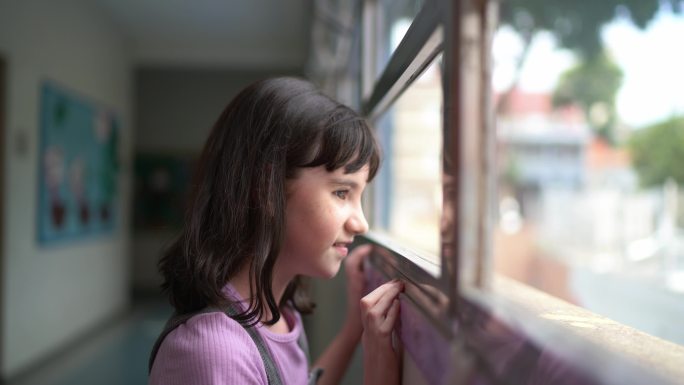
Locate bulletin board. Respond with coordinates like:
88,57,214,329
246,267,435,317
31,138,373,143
37,81,120,245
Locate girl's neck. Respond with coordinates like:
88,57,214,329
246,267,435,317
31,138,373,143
230,263,293,322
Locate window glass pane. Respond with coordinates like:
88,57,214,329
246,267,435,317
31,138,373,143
492,6,684,346
373,54,443,268
376,0,424,78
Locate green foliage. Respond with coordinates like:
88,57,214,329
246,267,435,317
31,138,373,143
628,117,684,187
552,53,623,142
499,0,682,59
499,2,683,142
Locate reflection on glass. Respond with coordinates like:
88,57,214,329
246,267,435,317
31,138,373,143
492,5,684,347
374,54,443,265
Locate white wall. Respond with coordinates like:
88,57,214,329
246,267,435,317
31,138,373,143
135,68,302,153
0,0,132,378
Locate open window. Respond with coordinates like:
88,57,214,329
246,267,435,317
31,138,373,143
362,0,452,330
356,0,684,384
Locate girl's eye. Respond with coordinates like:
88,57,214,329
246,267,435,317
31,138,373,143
334,190,349,200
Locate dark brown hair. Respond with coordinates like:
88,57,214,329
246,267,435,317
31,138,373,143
158,77,380,326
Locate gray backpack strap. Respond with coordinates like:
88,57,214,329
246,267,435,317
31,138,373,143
297,328,310,363
224,304,284,385
295,319,324,385
148,307,218,374
308,367,324,385
148,305,284,385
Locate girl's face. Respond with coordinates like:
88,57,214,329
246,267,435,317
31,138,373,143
279,165,370,279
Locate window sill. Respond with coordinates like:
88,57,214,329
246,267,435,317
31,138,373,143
463,275,684,385
364,231,441,277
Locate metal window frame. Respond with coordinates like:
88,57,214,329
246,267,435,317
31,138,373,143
360,0,455,335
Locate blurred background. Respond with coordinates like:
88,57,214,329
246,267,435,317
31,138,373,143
491,0,684,347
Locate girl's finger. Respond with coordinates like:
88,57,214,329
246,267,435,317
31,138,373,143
371,285,401,315
345,244,371,270
349,243,372,258
380,299,401,332
361,280,403,307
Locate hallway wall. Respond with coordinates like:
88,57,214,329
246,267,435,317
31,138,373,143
0,0,132,379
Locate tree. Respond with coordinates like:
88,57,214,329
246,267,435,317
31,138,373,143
552,52,623,143
496,1,682,113
499,0,681,60
628,117,684,187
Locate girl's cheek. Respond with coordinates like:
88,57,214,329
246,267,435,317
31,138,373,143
324,205,335,217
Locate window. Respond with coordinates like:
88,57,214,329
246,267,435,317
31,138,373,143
353,0,684,384
373,54,443,269
372,0,425,82
361,0,451,303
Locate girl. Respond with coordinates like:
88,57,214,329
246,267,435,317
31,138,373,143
149,77,403,385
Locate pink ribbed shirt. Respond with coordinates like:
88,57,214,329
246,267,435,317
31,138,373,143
149,285,309,385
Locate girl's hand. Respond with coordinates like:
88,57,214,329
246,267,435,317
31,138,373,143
360,280,403,385
343,244,372,336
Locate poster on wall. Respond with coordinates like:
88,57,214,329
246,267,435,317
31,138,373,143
38,81,119,245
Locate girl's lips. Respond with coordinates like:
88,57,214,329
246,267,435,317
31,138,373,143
333,243,349,257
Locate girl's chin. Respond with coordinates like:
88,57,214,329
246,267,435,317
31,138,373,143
318,263,342,279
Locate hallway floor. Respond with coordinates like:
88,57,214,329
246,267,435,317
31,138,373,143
8,299,172,385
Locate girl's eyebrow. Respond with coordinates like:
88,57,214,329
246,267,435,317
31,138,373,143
330,178,360,189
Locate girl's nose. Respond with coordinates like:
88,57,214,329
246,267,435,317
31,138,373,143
348,206,369,235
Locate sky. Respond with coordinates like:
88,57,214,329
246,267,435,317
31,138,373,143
492,7,684,128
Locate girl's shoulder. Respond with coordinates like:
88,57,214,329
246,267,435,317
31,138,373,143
180,310,255,342
150,312,268,385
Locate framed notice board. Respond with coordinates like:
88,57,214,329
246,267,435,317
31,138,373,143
37,81,120,245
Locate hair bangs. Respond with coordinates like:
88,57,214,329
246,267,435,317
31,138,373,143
303,106,381,181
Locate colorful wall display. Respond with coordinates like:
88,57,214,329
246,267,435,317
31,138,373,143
38,81,119,245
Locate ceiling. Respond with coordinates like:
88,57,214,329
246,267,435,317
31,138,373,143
92,0,311,69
